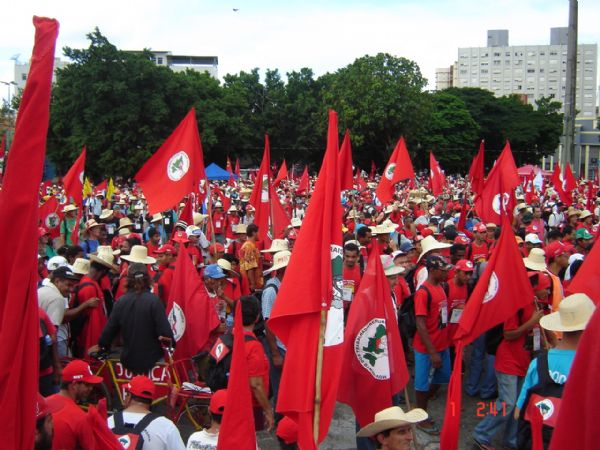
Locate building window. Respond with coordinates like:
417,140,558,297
539,51,545,56
550,51,558,56
481,69,489,74
539,68,544,73
157,57,163,65
527,69,535,73
22,73,27,81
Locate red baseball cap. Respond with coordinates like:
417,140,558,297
545,241,569,261
529,271,551,290
474,223,487,233
38,227,50,238
36,393,63,419
276,416,299,445
172,230,190,244
455,259,475,272
209,389,227,414
62,360,103,384
454,236,470,245
525,224,539,234
421,228,434,238
209,243,225,255
155,244,178,255
126,375,156,400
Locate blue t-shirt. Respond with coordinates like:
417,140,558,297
516,348,576,409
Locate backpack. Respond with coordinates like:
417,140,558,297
111,411,160,450
255,283,279,336
39,318,54,372
399,283,448,339
517,351,565,450
204,332,257,392
485,309,524,355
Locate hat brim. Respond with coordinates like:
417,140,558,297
99,213,113,220
384,266,405,276
417,242,452,262
523,259,547,271
120,254,156,264
357,409,429,437
263,261,289,275
82,374,104,384
539,311,590,332
89,255,118,271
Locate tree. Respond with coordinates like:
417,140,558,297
321,53,429,168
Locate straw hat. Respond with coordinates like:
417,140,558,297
264,250,292,274
90,251,118,271
120,245,156,264
369,226,379,236
380,255,405,276
377,219,398,234
72,258,90,276
217,258,234,273
523,248,547,271
193,212,209,226
261,239,289,253
234,223,247,234
149,213,163,223
540,293,596,332
357,406,428,437
98,245,120,258
579,210,593,219
118,217,134,230
62,204,78,213
567,208,580,218
227,205,238,213
99,209,113,220
118,228,131,236
417,235,452,262
85,219,102,230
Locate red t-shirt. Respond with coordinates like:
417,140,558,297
73,275,106,356
495,303,535,377
447,279,468,343
469,241,489,263
244,330,270,407
39,308,56,377
413,281,449,353
342,264,362,307
225,215,240,240
393,277,411,308
155,264,175,306
146,241,160,256
212,212,226,234
49,394,94,450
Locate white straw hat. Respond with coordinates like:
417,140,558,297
72,258,90,275
523,248,547,271
120,245,156,264
357,406,428,437
264,250,291,274
417,235,452,262
540,293,596,332
261,239,289,254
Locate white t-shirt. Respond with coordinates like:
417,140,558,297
186,429,218,449
108,411,186,450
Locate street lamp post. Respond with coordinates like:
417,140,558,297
0,81,17,148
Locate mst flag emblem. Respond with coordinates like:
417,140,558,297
492,192,510,215
483,272,499,303
167,150,190,181
384,163,396,180
324,244,344,347
167,302,186,341
355,318,390,380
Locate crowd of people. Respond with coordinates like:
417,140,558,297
34,170,599,450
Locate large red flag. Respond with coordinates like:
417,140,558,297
62,146,86,206
429,151,446,196
269,110,344,449
469,141,485,195
564,162,577,203
440,218,535,450
296,165,309,194
0,17,58,450
550,163,569,204
474,142,520,225
235,158,241,177
338,245,409,427
369,160,376,181
135,108,206,215
167,246,221,360
226,156,233,174
566,238,600,304
339,130,354,191
375,137,415,204
39,196,63,238
250,135,273,244
355,168,367,191
273,160,288,187
217,300,257,450
87,406,123,449
549,307,600,450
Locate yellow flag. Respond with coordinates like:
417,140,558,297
107,177,115,201
83,177,93,198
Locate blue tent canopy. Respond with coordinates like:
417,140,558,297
205,162,237,181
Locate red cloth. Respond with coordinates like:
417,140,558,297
550,163,569,205
440,219,535,450
268,111,344,449
549,307,600,450
338,245,409,427
475,142,520,225
75,275,107,356
244,330,270,407
217,301,257,450
338,130,354,190
212,211,226,234
566,234,600,303
413,281,449,353
62,147,86,207
447,279,468,342
39,196,63,238
38,308,55,377
134,108,207,215
494,304,535,376
342,264,362,308
86,405,122,449
48,394,95,450
224,277,242,305
429,151,446,196
469,141,485,195
296,165,309,194
273,160,289,187
225,215,240,240
468,241,490,263
155,264,175,305
375,136,415,204
167,246,220,360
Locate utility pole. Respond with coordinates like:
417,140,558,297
561,0,578,174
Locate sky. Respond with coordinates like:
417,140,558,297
1,0,599,103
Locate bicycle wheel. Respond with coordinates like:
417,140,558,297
176,401,211,440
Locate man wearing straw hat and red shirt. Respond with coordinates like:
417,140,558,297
356,406,428,450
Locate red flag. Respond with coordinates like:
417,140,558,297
469,141,485,195
524,172,535,205
338,245,409,427
564,162,577,192
135,108,206,215
456,196,468,232
440,218,535,450
226,156,233,173
551,163,569,204
339,130,354,191
93,179,108,196
87,406,123,449
167,246,221,360
269,110,344,449
70,207,83,245
270,185,292,239
375,137,415,204
549,307,600,450
217,300,257,450
355,168,367,191
62,146,86,206
369,160,376,181
235,158,241,177
296,165,309,194
429,151,446,197
179,196,194,226
474,142,520,225
273,160,288,187
0,17,58,450
250,135,273,244
566,236,600,303
39,196,63,238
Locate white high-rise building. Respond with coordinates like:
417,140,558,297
455,28,597,118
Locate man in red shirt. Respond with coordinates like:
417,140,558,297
211,202,226,243
47,359,103,450
240,296,274,431
35,393,63,450
447,259,473,343
467,223,490,263
413,255,452,434
153,244,177,306
342,242,362,314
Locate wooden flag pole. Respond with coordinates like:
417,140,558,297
313,308,328,444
